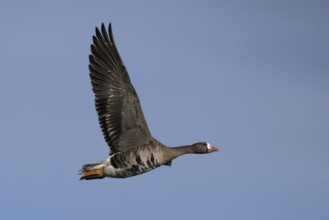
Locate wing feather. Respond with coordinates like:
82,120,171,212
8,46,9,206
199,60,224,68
89,23,154,154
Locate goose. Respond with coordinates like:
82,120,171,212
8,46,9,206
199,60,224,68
79,23,219,180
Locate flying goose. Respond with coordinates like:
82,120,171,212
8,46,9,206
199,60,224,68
79,23,219,180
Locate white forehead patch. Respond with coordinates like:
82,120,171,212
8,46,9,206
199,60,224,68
206,142,212,150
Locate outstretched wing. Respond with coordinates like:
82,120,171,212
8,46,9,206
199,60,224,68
89,23,154,154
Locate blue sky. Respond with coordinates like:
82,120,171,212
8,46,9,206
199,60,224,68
1,0,328,219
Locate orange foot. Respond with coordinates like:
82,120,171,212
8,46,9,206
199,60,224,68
83,167,105,178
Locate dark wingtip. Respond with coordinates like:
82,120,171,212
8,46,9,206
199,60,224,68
95,26,102,39
94,22,111,38
108,23,112,34
101,23,106,34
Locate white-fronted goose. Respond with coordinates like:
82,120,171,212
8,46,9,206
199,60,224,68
79,23,219,180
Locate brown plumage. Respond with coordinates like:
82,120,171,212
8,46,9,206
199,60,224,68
79,23,219,180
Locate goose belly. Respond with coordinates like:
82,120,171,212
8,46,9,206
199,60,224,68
104,149,162,178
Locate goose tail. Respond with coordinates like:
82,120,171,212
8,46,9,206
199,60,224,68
79,163,105,180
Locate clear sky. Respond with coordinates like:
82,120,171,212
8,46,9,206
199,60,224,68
1,0,328,219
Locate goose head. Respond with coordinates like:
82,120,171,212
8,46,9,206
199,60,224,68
192,142,219,154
